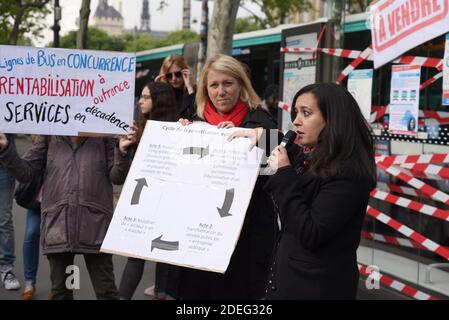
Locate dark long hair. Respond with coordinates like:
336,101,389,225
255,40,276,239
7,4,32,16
291,83,377,188
137,81,179,143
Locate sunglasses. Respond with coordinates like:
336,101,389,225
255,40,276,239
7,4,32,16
165,71,183,80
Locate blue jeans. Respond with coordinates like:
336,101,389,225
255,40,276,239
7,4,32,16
23,208,41,285
0,167,16,273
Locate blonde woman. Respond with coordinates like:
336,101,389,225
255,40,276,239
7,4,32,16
155,54,196,120
178,54,277,300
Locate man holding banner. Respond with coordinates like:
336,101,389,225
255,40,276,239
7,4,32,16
0,131,136,299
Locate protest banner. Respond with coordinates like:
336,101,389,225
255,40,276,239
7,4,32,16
0,45,135,136
101,121,264,273
370,0,449,69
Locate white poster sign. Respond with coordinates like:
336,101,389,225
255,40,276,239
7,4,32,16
101,121,263,273
388,65,421,135
370,0,449,69
443,33,449,105
0,45,135,136
282,32,317,133
347,69,373,120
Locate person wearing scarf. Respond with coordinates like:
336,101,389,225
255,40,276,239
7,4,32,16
177,54,277,300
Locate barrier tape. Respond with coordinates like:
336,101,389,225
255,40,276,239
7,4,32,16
420,72,443,91
367,205,449,261
361,230,426,250
375,153,449,166
376,162,449,205
336,45,373,84
383,165,446,182
400,163,449,177
358,263,438,300
280,47,443,70
370,188,449,221
377,182,431,199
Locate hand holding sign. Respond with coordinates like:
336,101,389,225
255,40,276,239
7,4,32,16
0,133,8,150
118,122,138,154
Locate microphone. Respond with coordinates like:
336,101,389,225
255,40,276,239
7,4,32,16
280,130,297,151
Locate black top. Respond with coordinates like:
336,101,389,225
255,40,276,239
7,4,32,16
263,154,371,299
174,87,196,121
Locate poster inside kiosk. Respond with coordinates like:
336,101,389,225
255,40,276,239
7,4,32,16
0,45,135,136
101,121,264,273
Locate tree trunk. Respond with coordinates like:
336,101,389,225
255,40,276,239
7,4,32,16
9,4,25,45
77,0,91,49
207,0,240,58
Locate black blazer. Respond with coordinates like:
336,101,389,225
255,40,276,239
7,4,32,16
263,155,371,300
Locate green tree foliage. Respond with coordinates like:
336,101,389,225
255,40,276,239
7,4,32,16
58,28,198,53
59,27,126,51
0,0,50,45
235,17,264,33
241,0,312,28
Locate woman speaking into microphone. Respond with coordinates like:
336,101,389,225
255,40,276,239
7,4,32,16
230,83,376,299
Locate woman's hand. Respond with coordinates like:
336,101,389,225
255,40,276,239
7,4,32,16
182,68,194,94
0,133,9,150
267,145,290,171
119,122,138,154
154,74,166,83
227,127,263,151
178,118,192,126
217,121,235,129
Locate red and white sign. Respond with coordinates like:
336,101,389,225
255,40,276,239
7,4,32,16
371,0,449,68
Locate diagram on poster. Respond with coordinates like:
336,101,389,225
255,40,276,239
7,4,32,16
101,121,263,273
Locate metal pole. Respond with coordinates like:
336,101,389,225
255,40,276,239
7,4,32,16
53,0,61,48
196,0,208,83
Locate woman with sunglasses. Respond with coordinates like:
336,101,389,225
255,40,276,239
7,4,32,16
155,55,196,121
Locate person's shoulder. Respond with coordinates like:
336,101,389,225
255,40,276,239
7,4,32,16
244,107,276,128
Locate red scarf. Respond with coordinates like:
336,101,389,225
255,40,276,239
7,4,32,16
204,99,249,127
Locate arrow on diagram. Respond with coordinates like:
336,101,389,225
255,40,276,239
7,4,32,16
151,235,179,252
216,188,234,218
131,178,148,205
182,145,209,159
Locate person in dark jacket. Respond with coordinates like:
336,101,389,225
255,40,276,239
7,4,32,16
0,131,136,300
118,81,180,300
177,54,277,300
0,134,21,291
155,54,196,121
230,83,377,299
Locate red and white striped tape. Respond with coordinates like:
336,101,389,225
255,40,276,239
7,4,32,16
399,164,449,181
377,182,431,199
358,263,438,300
420,72,443,91
400,163,449,177
367,205,449,261
336,45,372,84
361,230,426,250
375,153,449,166
376,162,449,206
280,47,443,69
370,188,449,221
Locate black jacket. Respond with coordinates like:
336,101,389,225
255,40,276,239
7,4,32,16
263,151,371,300
179,108,277,300
174,88,196,121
